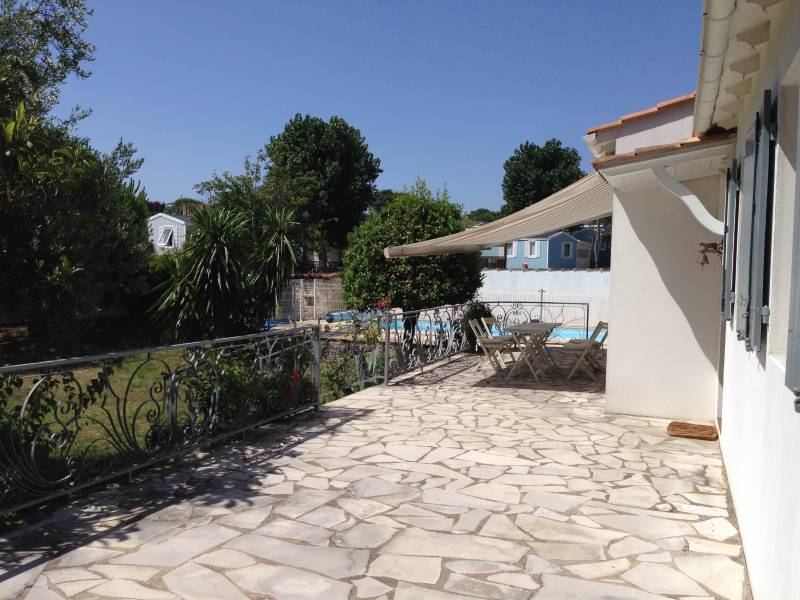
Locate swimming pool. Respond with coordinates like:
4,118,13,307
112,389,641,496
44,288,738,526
485,324,588,340
384,321,588,340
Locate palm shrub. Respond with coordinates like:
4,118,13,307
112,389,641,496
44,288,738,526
155,206,248,339
247,206,297,328
153,204,298,340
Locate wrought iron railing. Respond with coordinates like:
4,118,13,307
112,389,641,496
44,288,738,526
317,300,590,402
0,326,319,515
481,300,590,341
0,299,589,514
318,305,469,402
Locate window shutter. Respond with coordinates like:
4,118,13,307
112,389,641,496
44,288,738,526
788,227,800,409
748,90,777,352
735,127,757,343
787,117,800,410
787,206,800,409
722,162,738,321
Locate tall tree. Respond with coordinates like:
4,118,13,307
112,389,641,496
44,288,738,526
195,156,269,248
342,178,482,311
466,208,500,223
263,114,382,259
501,139,583,215
166,197,204,217
0,0,95,119
0,105,152,348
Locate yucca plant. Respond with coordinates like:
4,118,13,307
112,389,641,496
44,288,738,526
155,206,248,339
248,206,297,328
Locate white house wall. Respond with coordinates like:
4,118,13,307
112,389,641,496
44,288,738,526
716,8,800,599
147,215,187,254
719,330,800,600
615,109,694,155
605,185,722,422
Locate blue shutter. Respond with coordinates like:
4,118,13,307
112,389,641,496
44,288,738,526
721,163,738,321
747,91,775,352
786,114,800,409
787,196,800,409
735,127,757,343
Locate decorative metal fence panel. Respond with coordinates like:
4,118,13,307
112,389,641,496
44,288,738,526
318,305,469,402
0,300,589,514
317,300,589,402
0,327,319,515
384,305,469,378
481,300,590,341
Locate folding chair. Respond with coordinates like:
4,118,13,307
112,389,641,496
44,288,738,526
481,315,519,352
563,321,608,381
469,319,515,373
481,316,506,337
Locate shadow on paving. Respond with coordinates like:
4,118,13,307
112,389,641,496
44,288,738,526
0,404,371,585
393,350,606,394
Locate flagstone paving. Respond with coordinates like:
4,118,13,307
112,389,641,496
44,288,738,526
1,355,750,599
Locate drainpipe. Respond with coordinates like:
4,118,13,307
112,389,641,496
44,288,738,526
694,0,736,135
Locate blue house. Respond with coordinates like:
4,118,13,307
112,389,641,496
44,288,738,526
479,230,595,270
572,226,611,268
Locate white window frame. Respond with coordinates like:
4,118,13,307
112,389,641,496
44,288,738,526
505,242,517,258
561,241,574,259
526,239,541,258
158,226,176,247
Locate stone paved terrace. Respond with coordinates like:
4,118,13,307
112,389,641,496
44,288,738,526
1,355,749,600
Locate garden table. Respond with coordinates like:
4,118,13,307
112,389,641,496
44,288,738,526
504,322,561,380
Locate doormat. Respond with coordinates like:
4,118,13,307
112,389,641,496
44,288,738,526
667,421,718,441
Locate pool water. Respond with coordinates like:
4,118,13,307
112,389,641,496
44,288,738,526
486,325,588,340
383,321,588,340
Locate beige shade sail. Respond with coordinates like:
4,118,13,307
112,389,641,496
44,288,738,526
384,172,614,258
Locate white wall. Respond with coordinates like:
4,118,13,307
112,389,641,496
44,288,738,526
478,269,610,323
605,186,722,422
717,14,800,600
479,269,609,296
594,100,694,155
616,111,694,155
719,328,800,600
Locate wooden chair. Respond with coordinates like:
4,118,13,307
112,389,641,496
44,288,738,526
563,321,608,381
469,319,515,373
480,316,505,337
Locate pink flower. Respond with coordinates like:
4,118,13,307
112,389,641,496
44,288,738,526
291,370,302,382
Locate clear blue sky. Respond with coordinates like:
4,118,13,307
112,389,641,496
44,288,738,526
54,1,701,212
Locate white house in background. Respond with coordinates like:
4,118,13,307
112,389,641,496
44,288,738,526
147,213,189,254
385,1,800,597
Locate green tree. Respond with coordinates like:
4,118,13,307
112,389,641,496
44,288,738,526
501,139,584,215
463,207,501,227
154,206,248,340
195,156,271,252
263,114,382,259
248,206,297,327
371,189,396,213
467,207,500,223
342,178,482,311
0,0,95,119
166,196,204,216
0,104,152,349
